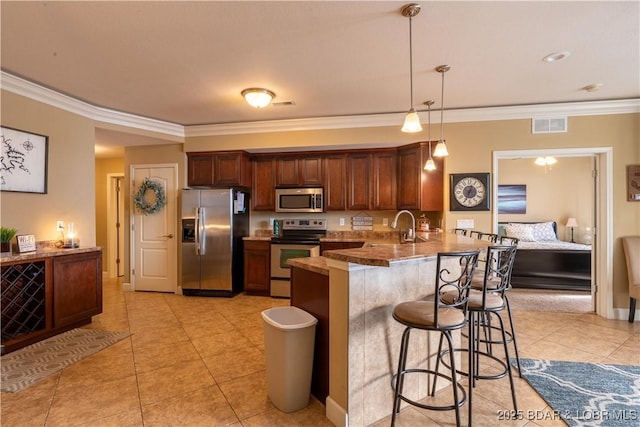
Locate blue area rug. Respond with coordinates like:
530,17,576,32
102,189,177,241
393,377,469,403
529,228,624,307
515,358,640,426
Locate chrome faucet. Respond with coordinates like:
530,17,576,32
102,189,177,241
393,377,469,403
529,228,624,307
391,210,416,243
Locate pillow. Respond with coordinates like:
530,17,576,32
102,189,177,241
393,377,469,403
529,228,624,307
504,223,536,242
531,221,557,241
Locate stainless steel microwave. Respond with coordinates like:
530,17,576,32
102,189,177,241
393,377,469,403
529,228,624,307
275,187,324,213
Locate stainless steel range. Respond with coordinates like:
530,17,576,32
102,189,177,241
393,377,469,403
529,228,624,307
270,219,327,298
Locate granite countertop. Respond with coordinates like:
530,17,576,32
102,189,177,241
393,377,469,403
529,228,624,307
288,256,329,276
1,246,102,264
322,233,489,267
288,232,489,274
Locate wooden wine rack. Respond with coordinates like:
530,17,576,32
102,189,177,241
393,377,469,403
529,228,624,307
1,261,47,342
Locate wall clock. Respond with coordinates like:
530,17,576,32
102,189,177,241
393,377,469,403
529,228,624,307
450,173,490,211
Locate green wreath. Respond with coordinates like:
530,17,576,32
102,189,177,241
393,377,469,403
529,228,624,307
133,178,166,215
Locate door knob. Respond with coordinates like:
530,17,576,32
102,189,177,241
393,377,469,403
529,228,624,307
162,234,174,239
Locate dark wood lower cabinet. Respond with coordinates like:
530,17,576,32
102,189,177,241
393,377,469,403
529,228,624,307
290,266,329,403
53,252,103,328
244,240,271,296
1,249,103,355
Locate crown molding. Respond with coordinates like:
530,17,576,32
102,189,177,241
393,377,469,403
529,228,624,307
1,71,185,137
185,99,640,136
2,71,638,138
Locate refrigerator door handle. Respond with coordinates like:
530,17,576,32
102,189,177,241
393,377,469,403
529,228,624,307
197,207,206,255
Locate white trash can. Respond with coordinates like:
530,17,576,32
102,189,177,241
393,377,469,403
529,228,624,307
262,306,318,412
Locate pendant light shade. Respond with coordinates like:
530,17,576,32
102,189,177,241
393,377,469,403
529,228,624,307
402,108,422,133
433,65,450,157
241,88,275,108
424,157,436,171
423,100,436,171
401,4,422,133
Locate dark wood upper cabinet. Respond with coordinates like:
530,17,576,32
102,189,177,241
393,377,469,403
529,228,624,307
299,156,323,185
252,156,276,210
187,154,214,187
187,151,251,187
347,153,371,211
371,150,397,210
397,142,444,211
276,155,323,186
323,154,347,211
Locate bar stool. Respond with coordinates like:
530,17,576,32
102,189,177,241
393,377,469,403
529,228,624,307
500,235,519,246
391,250,480,427
492,236,522,376
435,245,519,423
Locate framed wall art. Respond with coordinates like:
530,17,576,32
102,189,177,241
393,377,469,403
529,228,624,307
1,126,48,194
450,173,490,211
497,184,527,214
628,164,640,201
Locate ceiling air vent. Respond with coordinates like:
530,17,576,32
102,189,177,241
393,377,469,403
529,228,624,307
532,117,567,134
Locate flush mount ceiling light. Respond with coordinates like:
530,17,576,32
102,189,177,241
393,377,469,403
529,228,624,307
542,51,571,63
423,100,436,171
433,65,450,157
400,3,422,133
241,88,275,108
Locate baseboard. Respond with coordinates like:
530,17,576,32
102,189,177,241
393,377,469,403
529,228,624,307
325,396,347,427
122,282,134,292
613,307,639,322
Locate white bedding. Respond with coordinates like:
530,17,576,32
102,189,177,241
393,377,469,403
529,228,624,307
517,240,591,251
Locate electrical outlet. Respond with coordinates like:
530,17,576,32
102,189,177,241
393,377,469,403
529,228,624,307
339,218,345,226
456,219,474,229
269,218,274,226
56,220,64,231
382,218,388,226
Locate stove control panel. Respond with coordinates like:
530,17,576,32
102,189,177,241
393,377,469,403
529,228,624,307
282,219,327,230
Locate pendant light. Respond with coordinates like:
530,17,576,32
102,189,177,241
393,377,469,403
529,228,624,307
401,4,422,133
424,100,436,171
433,65,450,157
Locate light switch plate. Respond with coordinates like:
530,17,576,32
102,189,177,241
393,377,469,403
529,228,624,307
339,218,345,226
456,219,474,229
383,218,388,226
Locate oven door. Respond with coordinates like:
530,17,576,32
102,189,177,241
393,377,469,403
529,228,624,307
270,243,320,297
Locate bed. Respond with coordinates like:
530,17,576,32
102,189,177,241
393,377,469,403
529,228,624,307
498,221,592,291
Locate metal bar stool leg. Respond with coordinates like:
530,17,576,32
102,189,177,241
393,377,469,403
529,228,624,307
503,294,522,377
495,312,518,411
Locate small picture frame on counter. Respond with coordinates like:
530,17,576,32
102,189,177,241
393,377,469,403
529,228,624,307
16,234,36,253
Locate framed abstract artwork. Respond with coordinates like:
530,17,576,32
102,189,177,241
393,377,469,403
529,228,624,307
1,126,48,194
497,184,527,214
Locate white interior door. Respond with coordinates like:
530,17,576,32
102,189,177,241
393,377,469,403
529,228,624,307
132,164,177,292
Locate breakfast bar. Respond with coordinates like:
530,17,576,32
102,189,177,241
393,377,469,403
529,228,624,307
290,233,489,427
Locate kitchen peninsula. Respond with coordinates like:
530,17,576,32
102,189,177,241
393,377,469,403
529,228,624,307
1,245,103,354
289,233,489,427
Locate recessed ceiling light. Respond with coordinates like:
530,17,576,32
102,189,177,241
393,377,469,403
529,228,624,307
543,51,571,63
583,83,603,92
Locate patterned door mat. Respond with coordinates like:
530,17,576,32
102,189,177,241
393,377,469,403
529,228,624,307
1,328,130,393
515,358,640,426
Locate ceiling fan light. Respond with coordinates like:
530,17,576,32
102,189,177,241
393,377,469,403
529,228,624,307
401,108,423,133
433,141,448,157
545,156,557,165
241,88,275,108
534,157,546,166
424,158,436,171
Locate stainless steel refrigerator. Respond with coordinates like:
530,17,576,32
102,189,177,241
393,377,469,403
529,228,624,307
181,187,249,297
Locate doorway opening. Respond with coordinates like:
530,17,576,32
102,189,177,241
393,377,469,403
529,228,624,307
493,147,613,319
107,173,125,278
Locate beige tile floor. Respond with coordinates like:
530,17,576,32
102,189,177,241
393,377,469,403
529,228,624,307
2,279,638,427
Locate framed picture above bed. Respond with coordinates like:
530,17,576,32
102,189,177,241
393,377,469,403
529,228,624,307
497,184,526,214
450,173,490,211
